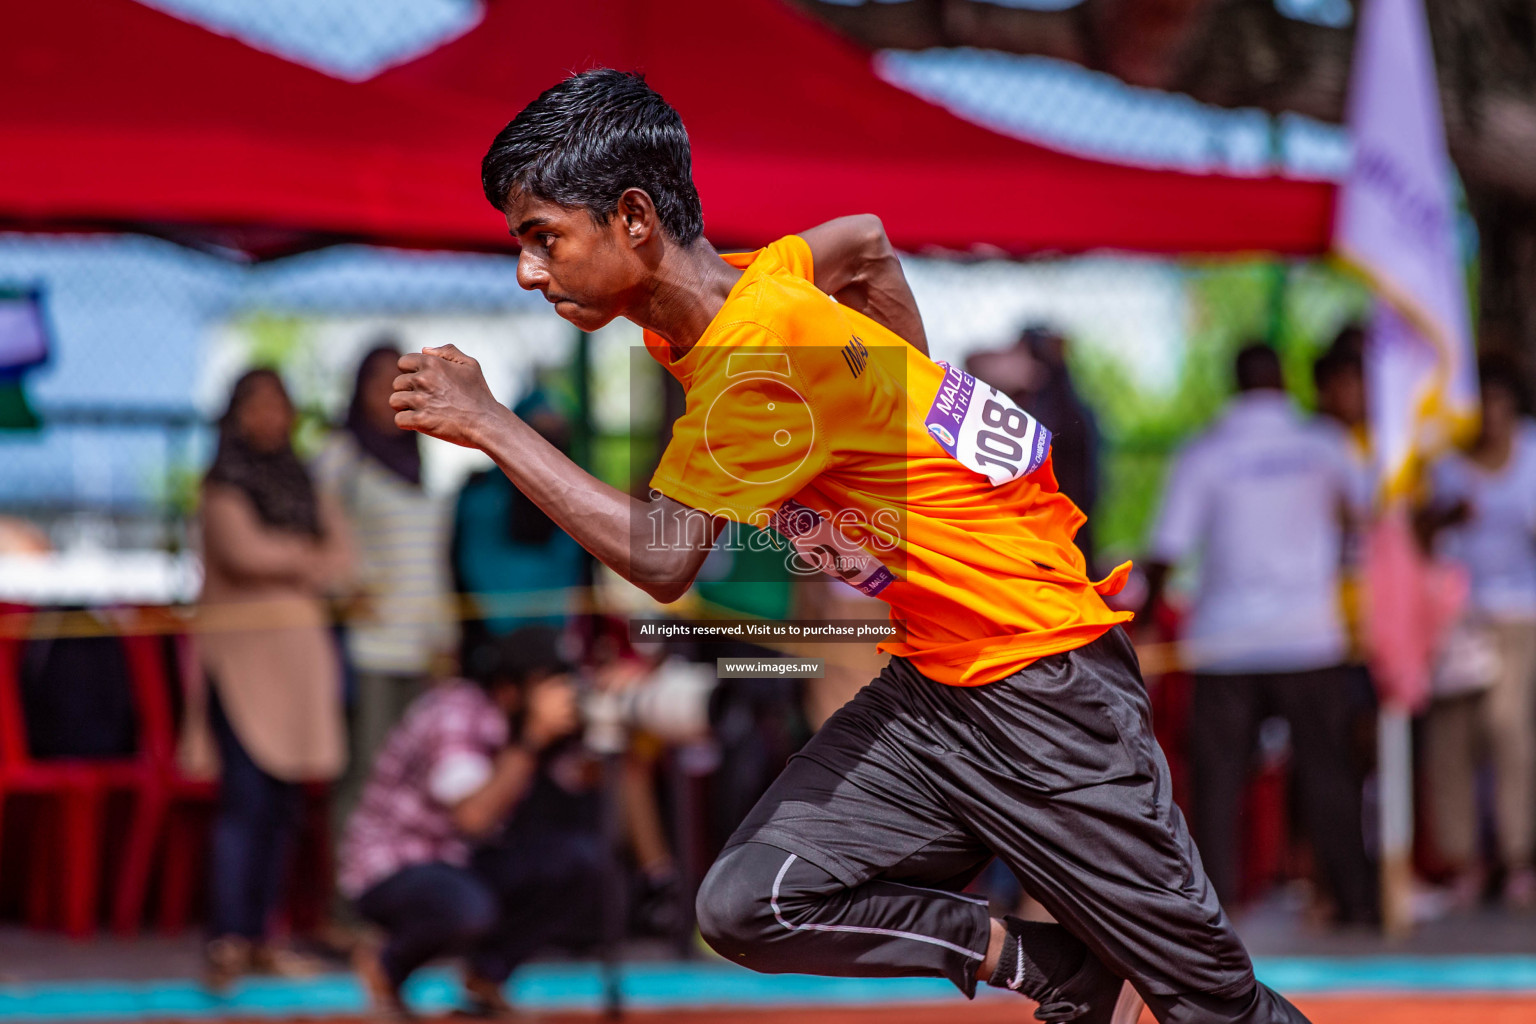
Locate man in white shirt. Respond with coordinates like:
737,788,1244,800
1142,345,1377,925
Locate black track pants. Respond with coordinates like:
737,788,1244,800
695,628,1312,1024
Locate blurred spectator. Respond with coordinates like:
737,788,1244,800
966,324,1101,566
1312,327,1370,656
1313,325,1367,442
339,626,600,1017
188,369,351,985
1142,344,1378,924
451,390,585,669
1308,328,1380,914
1418,354,1536,910
315,343,456,834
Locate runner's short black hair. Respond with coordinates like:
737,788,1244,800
481,68,704,245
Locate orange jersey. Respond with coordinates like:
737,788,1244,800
646,236,1130,686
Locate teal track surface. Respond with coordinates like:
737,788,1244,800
2,957,1536,1020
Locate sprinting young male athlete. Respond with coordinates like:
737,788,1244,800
391,68,1312,1024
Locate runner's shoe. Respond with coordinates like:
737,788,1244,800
994,916,1143,1024
1031,951,1143,1024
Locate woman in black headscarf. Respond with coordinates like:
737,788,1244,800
343,345,422,486
191,368,351,986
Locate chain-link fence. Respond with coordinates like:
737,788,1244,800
0,233,1371,588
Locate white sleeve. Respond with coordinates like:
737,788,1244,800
1146,445,1208,564
1326,433,1370,515
427,750,494,805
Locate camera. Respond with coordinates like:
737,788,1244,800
580,656,716,755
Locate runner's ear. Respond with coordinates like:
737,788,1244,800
618,187,658,247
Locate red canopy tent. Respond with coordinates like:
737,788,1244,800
2,0,1336,257
377,0,1338,256
2,0,500,255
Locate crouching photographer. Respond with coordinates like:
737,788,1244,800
337,626,602,1018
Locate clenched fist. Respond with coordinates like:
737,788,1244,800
390,345,503,449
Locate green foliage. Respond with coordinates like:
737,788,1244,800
592,432,642,492
154,460,204,550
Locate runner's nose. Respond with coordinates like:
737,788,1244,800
517,249,548,292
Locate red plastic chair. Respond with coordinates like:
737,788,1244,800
88,625,217,935
109,619,213,934
0,604,167,938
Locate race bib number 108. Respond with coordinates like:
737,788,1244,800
923,361,1052,487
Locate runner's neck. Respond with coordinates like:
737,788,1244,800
625,240,743,361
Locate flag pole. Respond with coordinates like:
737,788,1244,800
1378,693,1415,936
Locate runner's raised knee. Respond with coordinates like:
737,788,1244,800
697,842,835,967
696,843,780,962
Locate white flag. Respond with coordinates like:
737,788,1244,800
1334,0,1476,494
